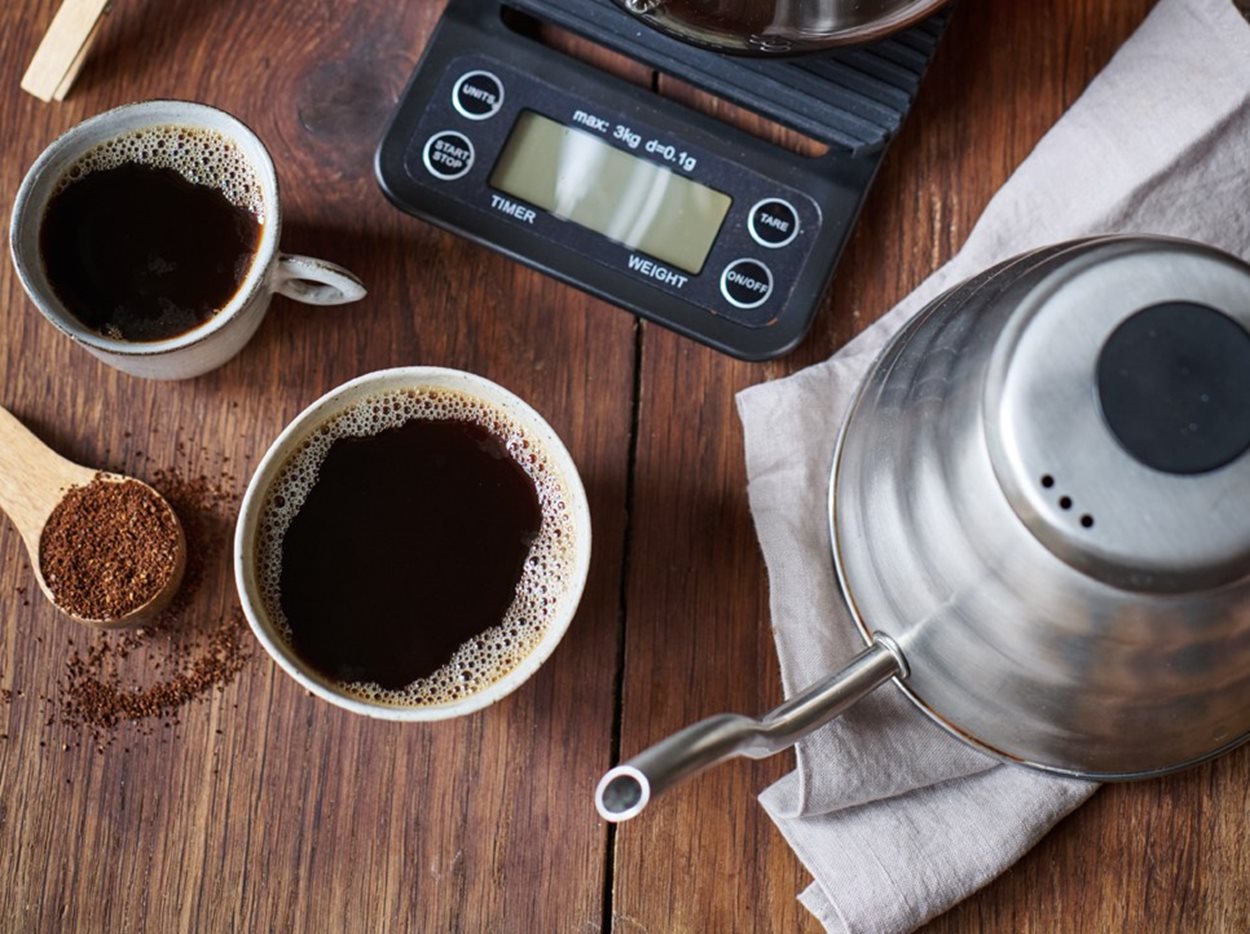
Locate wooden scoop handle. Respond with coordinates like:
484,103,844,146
0,406,96,558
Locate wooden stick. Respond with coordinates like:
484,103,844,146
20,0,110,103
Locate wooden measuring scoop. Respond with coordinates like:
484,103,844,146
0,406,186,627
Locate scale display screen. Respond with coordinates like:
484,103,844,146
376,0,946,359
489,111,732,275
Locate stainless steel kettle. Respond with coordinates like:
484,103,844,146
616,0,949,55
597,235,1250,821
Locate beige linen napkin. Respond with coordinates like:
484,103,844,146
736,0,1250,930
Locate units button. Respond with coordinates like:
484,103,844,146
720,259,774,309
452,70,505,120
422,131,475,180
748,198,800,248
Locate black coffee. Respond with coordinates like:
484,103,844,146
276,414,544,692
40,128,262,342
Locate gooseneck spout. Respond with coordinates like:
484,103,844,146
596,637,906,822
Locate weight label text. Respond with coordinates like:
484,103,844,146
627,254,689,288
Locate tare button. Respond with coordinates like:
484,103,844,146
720,259,773,309
422,131,475,180
452,70,504,121
748,198,800,248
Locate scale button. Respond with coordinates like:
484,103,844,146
452,70,505,121
422,131,475,180
720,259,774,309
748,198,800,248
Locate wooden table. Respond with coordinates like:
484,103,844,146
2,0,1246,930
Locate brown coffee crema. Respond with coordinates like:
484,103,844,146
255,387,579,707
40,126,263,343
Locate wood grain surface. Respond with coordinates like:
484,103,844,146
1,0,1245,931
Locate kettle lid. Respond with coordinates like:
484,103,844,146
986,237,1250,592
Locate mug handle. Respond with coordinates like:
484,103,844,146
273,253,367,305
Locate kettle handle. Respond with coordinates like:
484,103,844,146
595,636,906,822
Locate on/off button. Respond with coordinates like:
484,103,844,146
720,259,773,310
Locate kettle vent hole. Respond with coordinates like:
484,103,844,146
1081,515,1095,529
1040,474,1055,488
1059,496,1073,510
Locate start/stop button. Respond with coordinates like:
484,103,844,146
422,131,475,180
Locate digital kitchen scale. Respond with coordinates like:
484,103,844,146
376,0,946,360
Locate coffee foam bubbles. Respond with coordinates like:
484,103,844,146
56,125,264,218
256,387,579,708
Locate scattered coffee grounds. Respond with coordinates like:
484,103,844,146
0,440,256,750
39,476,181,621
49,464,249,739
60,609,249,732
148,465,237,622
0,462,252,745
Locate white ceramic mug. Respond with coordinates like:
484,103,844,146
9,100,366,380
233,367,593,720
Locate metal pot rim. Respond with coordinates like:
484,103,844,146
622,0,951,55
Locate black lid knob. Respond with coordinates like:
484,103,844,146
1097,302,1250,475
